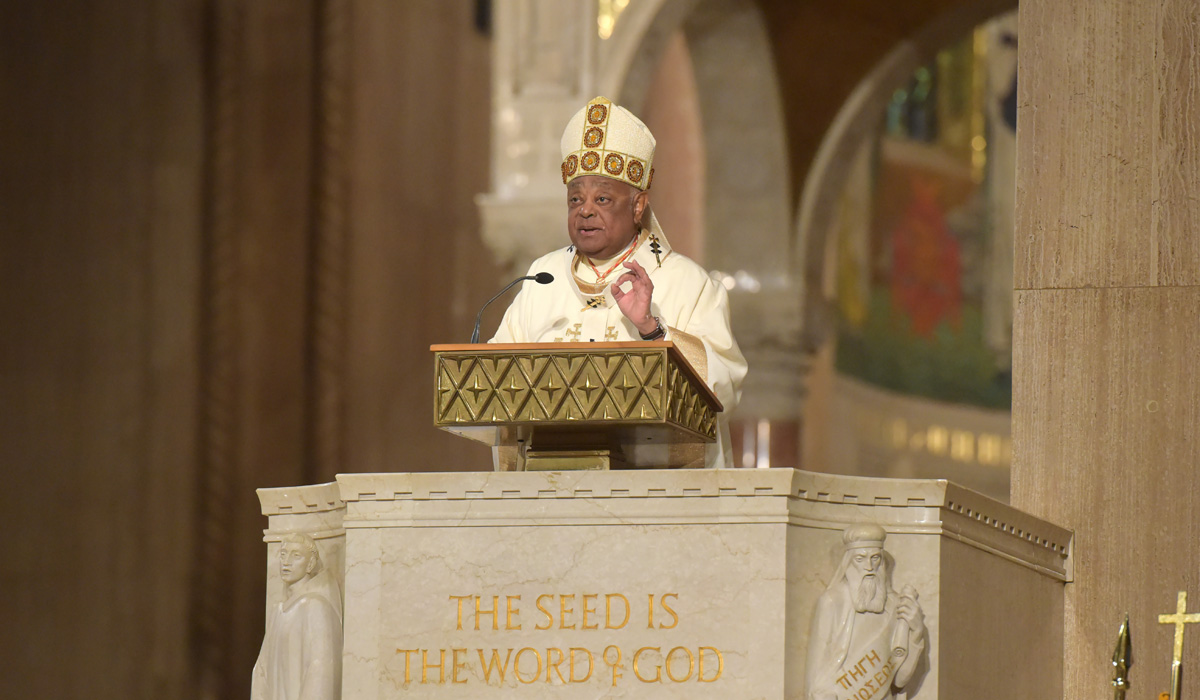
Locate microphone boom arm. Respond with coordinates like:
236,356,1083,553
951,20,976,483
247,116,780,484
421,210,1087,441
469,272,554,343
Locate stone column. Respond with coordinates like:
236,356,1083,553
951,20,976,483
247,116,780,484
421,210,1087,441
1012,2,1200,698
477,0,598,274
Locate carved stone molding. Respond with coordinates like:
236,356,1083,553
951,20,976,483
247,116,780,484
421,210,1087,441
330,468,1071,581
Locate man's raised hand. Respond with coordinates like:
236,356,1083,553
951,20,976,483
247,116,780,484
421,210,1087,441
611,259,657,336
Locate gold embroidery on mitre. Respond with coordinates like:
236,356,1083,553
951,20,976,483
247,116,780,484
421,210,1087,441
562,96,655,191
561,154,578,184
604,153,624,176
587,103,608,124
584,127,605,148
627,159,644,184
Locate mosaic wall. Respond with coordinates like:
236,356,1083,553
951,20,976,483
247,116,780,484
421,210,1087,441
835,15,1018,410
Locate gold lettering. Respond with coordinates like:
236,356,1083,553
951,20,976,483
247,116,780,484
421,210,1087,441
581,593,599,630
397,649,418,684
633,646,662,683
477,648,512,684
647,594,655,628
475,595,499,631
605,593,630,629
865,649,881,667
665,646,694,682
449,595,470,631
535,594,554,630
569,647,594,683
659,592,679,629
836,673,851,690
545,647,567,683
848,661,866,682
514,648,542,685
505,595,521,630
603,645,623,687
451,648,468,684
698,647,723,683
559,594,577,630
421,649,445,684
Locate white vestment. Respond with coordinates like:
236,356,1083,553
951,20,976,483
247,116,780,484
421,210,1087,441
490,222,746,468
251,570,343,700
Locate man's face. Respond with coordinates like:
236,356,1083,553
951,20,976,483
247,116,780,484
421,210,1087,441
566,176,647,259
279,543,315,585
845,546,887,613
849,547,883,577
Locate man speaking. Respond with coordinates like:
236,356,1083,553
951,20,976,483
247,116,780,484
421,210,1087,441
489,96,746,468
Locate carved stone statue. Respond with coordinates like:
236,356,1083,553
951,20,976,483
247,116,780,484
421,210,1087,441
252,533,343,700
806,524,927,700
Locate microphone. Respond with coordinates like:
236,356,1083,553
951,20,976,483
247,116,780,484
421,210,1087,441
470,272,554,343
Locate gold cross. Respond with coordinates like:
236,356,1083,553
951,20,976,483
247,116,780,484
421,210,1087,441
604,325,619,341
583,297,605,310
564,323,582,341
1159,591,1200,700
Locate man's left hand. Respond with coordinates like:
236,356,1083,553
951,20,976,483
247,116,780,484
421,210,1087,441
896,586,926,640
612,260,657,336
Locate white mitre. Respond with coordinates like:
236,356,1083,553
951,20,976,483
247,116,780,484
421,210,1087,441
560,96,656,191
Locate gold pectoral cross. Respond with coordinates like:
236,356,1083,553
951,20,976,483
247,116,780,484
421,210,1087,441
1159,591,1200,700
564,323,582,341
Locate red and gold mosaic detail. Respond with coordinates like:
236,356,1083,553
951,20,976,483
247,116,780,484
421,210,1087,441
626,159,644,184
580,151,601,171
584,127,605,148
561,154,580,183
587,103,608,125
604,153,625,176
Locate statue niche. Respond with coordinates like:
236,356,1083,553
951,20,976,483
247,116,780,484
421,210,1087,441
252,533,343,700
806,524,928,700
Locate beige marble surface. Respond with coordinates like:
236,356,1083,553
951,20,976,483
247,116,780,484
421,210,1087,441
256,469,1071,699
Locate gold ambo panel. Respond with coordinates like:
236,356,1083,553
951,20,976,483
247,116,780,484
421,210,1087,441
434,348,716,440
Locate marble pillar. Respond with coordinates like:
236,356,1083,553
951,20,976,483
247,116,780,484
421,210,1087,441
1013,1,1200,698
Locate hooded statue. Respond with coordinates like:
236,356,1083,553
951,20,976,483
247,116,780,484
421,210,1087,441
805,524,927,700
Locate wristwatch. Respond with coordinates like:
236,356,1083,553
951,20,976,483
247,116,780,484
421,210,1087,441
640,316,666,340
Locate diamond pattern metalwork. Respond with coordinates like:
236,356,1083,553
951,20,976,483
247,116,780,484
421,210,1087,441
434,347,716,439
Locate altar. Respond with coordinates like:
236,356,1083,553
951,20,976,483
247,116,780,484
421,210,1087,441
257,468,1070,699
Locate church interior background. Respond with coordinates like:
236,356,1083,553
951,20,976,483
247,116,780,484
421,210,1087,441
3,0,1199,699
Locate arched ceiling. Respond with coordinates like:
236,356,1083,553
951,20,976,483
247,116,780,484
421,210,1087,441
752,0,1017,206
